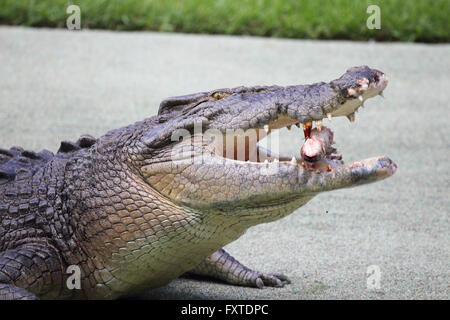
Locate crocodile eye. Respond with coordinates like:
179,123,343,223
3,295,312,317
213,92,224,100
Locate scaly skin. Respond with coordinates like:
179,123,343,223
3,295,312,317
0,66,396,299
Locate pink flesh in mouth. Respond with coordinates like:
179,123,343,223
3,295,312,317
300,126,342,172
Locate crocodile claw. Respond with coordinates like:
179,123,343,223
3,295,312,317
254,272,291,288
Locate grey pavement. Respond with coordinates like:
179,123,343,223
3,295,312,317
0,26,448,299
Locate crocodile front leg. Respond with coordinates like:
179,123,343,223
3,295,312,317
0,242,65,300
188,249,291,288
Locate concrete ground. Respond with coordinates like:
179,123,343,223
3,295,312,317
0,26,448,299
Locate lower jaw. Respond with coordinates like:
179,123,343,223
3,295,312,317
211,194,317,225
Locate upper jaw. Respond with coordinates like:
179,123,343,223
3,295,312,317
205,68,388,136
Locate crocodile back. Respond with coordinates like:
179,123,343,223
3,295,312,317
0,147,55,186
0,135,97,251
0,134,97,187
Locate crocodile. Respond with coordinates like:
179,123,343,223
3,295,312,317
0,66,396,299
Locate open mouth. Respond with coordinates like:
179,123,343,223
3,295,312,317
211,118,352,174
210,72,389,174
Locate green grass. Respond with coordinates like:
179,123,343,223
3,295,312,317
0,0,448,42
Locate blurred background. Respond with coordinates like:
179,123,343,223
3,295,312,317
0,0,448,42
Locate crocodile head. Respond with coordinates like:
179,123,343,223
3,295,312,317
132,66,396,228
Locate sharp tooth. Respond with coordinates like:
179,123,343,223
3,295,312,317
346,112,356,122
295,123,300,128
290,157,297,165
327,113,332,121
358,95,363,102
264,124,269,133
287,125,292,130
